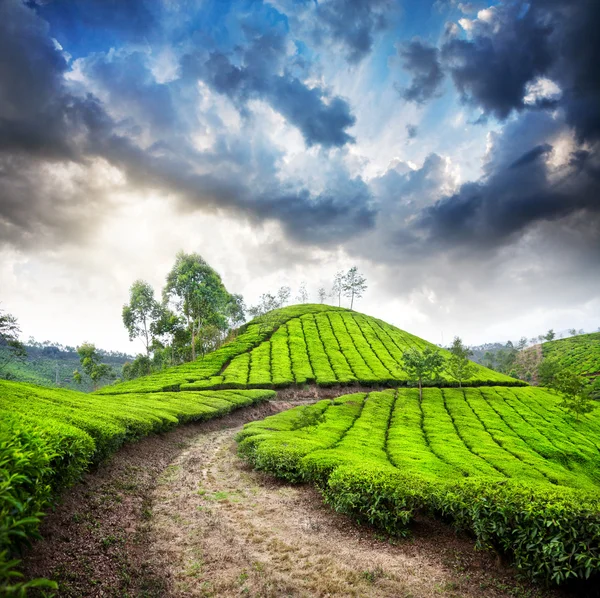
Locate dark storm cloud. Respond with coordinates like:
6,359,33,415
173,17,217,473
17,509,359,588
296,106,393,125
397,40,444,104
182,33,356,148
0,0,113,159
509,144,552,170
439,0,600,140
440,4,553,120
313,0,394,63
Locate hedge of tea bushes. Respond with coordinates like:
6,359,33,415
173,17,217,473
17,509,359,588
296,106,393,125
0,380,274,595
237,387,600,584
542,331,600,378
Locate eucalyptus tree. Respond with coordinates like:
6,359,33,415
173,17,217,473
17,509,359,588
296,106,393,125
163,251,235,361
122,280,161,356
331,271,344,307
342,266,367,310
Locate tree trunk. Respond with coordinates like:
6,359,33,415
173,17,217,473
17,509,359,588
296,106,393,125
350,291,354,310
191,325,196,361
418,380,422,402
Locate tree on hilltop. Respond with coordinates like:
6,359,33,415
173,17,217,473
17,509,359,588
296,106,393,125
342,266,367,310
163,252,234,361
296,282,309,304
318,287,327,304
277,286,291,307
544,329,556,341
331,271,344,307
403,347,445,401
447,336,476,388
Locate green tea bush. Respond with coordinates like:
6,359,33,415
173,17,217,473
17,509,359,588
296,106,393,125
237,387,600,585
0,381,275,591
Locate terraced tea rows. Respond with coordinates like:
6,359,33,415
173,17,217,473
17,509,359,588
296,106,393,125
99,305,520,394
238,386,600,584
542,332,600,378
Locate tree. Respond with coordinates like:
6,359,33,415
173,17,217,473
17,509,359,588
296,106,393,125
552,369,596,421
74,343,114,390
296,282,308,304
568,328,577,336
342,266,367,310
544,329,556,341
538,358,561,387
163,252,234,361
0,307,26,374
447,336,476,388
248,293,280,318
122,280,160,356
277,286,291,307
318,287,327,304
331,271,344,307
226,293,246,328
402,347,445,401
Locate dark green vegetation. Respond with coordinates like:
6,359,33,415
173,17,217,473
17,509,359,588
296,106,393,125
0,340,131,391
0,380,274,594
99,304,521,395
238,387,600,585
542,332,600,379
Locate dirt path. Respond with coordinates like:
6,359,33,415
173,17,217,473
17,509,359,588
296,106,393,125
21,395,570,597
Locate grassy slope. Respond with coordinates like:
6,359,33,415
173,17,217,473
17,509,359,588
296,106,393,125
97,304,522,395
542,332,600,377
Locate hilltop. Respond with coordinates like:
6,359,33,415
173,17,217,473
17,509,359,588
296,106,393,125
97,304,521,395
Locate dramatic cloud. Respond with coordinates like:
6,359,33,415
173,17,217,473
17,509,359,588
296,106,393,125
313,0,394,63
397,40,445,104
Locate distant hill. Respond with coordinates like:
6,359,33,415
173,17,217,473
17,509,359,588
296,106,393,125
1,340,133,391
541,332,600,379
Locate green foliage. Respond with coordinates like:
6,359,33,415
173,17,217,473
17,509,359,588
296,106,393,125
0,379,275,590
237,387,600,585
163,251,237,361
447,336,476,388
74,343,114,390
552,370,597,421
0,309,26,374
402,347,445,400
122,280,161,356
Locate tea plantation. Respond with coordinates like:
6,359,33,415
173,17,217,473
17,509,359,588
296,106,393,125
238,387,600,584
0,381,274,593
98,304,521,394
542,331,600,378
2,304,597,592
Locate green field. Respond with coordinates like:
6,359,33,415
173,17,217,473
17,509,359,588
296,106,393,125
542,332,600,378
238,387,600,584
97,304,521,394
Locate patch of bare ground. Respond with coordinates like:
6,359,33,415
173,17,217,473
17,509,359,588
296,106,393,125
19,391,589,597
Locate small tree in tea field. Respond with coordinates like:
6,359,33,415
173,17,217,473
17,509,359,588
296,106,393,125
447,336,475,388
403,347,445,401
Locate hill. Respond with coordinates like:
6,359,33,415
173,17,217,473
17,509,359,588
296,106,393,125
1,341,132,391
542,331,600,378
97,304,522,395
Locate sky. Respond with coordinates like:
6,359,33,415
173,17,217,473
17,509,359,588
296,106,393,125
0,0,599,354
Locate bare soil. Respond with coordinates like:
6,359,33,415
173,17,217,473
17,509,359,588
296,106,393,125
20,395,583,598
